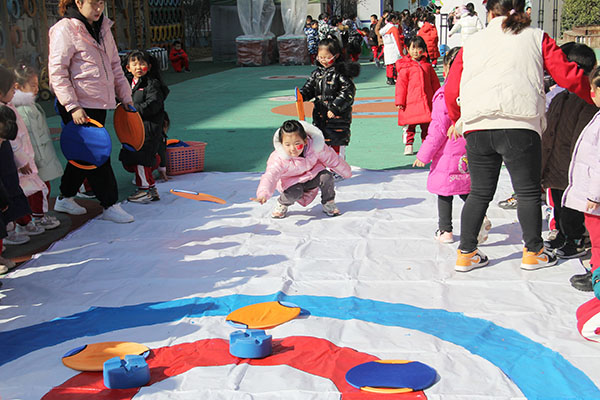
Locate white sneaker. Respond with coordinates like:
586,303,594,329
16,221,45,236
4,229,30,245
0,264,7,274
435,230,454,244
404,144,413,155
101,203,134,223
33,215,61,230
477,216,492,244
0,256,15,272
54,196,87,215
271,203,288,219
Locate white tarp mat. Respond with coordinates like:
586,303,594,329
1,168,599,399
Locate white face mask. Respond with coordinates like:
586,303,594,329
418,21,424,27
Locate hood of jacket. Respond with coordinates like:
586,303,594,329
379,23,396,36
11,90,36,107
64,5,104,43
272,121,325,159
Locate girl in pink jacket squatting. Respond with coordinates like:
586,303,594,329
413,47,490,244
563,67,600,298
252,120,351,219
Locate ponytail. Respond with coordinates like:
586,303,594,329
58,0,76,16
486,0,531,34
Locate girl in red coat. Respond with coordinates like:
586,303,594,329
418,14,441,67
395,36,441,155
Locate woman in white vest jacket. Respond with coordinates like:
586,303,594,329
448,3,484,45
444,0,593,272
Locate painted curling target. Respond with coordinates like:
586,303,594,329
271,97,398,119
2,293,599,399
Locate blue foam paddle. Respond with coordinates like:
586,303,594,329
345,360,437,393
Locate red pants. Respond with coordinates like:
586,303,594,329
546,188,557,231
371,46,382,60
406,123,430,145
585,213,600,272
171,55,189,72
386,64,397,79
124,155,160,189
15,215,32,226
27,181,51,218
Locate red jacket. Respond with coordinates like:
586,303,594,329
395,56,441,125
418,22,440,61
169,48,188,62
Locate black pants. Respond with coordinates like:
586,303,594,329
460,129,543,252
278,170,335,206
438,194,468,232
57,104,118,209
550,188,585,241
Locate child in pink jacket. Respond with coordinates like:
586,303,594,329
252,120,351,219
413,47,491,244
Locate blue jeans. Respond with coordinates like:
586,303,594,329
460,129,542,253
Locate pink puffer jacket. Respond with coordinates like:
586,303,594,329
416,86,470,196
48,16,132,112
256,121,352,206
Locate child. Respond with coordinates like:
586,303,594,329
380,13,404,85
304,20,319,64
541,43,597,263
169,40,190,73
395,36,441,155
13,64,63,230
368,14,382,66
563,66,600,299
120,50,170,203
251,120,351,218
417,13,441,67
299,38,360,157
0,65,47,241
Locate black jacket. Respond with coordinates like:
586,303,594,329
300,62,359,146
119,75,170,167
0,141,31,238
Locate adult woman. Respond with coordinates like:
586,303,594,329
48,0,134,223
444,0,592,272
448,3,483,45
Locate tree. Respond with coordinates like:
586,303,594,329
561,0,600,32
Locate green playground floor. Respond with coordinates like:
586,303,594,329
43,57,442,199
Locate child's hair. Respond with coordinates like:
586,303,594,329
486,0,531,34
317,38,361,77
465,2,476,16
443,46,461,68
0,105,18,140
371,14,378,19
426,14,435,24
0,65,16,96
566,43,597,75
385,12,397,23
278,120,307,142
590,66,600,89
318,38,342,57
125,50,166,84
172,40,182,46
58,0,75,16
13,63,37,86
408,35,427,52
311,20,318,27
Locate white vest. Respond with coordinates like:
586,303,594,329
459,16,546,134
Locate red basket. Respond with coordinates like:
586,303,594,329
166,141,206,176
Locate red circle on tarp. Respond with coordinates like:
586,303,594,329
272,97,398,119
43,336,427,399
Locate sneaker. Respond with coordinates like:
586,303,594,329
331,171,345,182
322,200,341,217
0,264,7,274
54,196,87,215
148,187,160,201
556,239,587,259
543,229,562,247
128,189,153,204
435,230,454,244
498,194,517,210
33,215,60,230
271,203,288,219
455,249,489,272
4,229,30,245
404,145,413,155
16,221,45,236
101,203,134,223
477,216,492,244
76,190,96,199
570,270,593,292
386,78,395,85
520,247,558,270
0,256,15,272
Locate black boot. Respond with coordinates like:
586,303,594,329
570,270,593,292
386,77,395,85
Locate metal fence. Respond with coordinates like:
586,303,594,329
183,0,211,47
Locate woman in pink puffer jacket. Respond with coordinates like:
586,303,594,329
48,0,134,223
252,120,351,219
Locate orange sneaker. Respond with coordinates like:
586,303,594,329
520,247,557,270
455,249,489,272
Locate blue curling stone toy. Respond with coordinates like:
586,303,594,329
60,118,112,169
229,329,272,359
103,355,150,389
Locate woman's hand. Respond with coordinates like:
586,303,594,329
19,163,33,175
587,200,599,212
250,197,267,204
412,159,426,167
71,107,89,125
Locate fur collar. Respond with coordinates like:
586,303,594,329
11,90,36,107
272,121,326,159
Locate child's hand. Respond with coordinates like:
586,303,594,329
447,124,462,140
587,200,599,212
397,105,405,110
327,110,336,119
250,197,267,204
19,163,32,175
413,159,426,167
158,167,169,181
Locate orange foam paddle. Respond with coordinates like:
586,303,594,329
170,189,226,204
295,87,305,121
62,341,150,372
113,103,145,151
226,301,301,330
